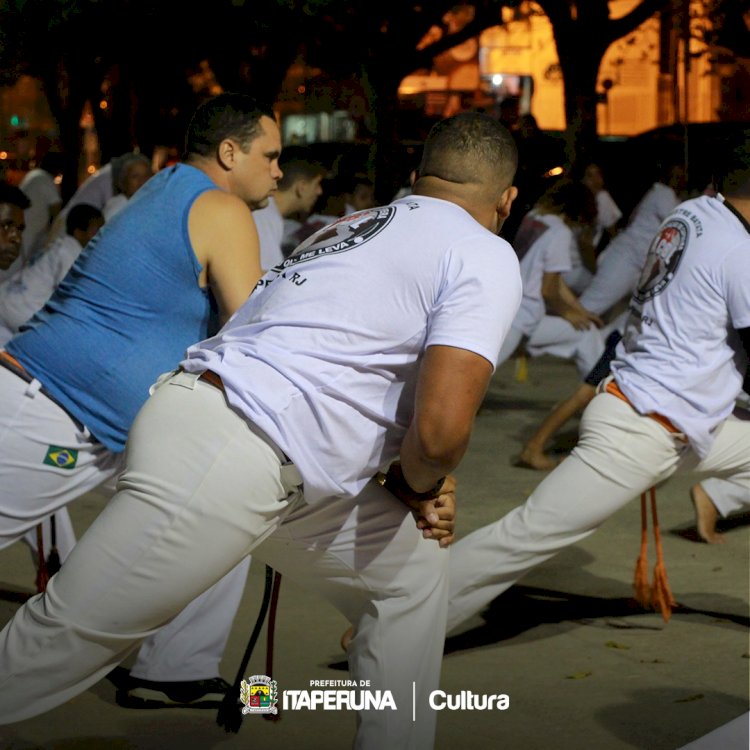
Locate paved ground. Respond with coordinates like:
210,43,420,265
1,355,748,750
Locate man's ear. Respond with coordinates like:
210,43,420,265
217,139,236,171
496,185,518,221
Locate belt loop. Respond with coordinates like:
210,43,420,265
24,379,43,398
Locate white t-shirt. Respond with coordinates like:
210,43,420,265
19,169,62,261
183,195,522,503
511,211,574,336
0,234,84,345
612,194,750,458
591,189,623,247
598,182,679,272
49,165,114,244
253,197,285,271
102,194,129,221
66,164,114,211
595,190,622,234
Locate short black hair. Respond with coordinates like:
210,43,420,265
277,146,327,191
0,182,31,210
184,92,276,159
420,112,518,189
536,178,597,226
66,203,103,235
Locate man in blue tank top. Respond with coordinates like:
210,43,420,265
0,92,281,709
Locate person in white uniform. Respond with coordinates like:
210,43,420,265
102,153,153,221
0,111,523,750
47,152,140,244
498,179,606,378
0,203,104,345
0,93,280,710
252,146,326,269
445,153,750,635
581,161,623,247
17,151,65,267
578,161,684,318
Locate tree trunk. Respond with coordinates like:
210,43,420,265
556,44,604,166
361,61,404,204
40,55,97,202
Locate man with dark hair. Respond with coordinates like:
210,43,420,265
342,172,376,215
445,143,750,636
0,93,280,709
0,203,104,345
0,112,521,749
252,146,326,268
0,183,30,272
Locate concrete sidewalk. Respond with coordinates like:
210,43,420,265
1,355,748,750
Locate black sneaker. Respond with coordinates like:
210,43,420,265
116,676,231,709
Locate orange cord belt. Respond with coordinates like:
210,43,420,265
603,379,678,621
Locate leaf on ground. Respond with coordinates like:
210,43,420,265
605,640,630,650
565,671,593,680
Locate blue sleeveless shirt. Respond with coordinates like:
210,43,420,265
8,164,218,451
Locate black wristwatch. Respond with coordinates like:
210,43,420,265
375,461,445,503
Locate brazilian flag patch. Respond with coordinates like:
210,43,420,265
43,445,79,470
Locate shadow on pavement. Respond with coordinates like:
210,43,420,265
670,511,750,543
442,585,750,655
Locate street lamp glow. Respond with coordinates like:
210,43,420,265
491,74,503,87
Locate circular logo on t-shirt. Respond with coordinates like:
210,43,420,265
633,218,688,303
281,207,396,269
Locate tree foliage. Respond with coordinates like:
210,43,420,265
1,0,746,195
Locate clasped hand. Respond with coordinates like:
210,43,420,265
401,475,457,548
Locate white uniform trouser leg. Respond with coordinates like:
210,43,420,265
255,484,448,750
0,366,123,551
578,243,643,317
700,477,750,517
0,365,248,682
129,556,251,681
525,315,606,378
0,371,448,750
446,392,750,633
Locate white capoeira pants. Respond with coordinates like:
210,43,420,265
0,370,448,750
497,317,606,379
578,243,644,317
0,364,250,682
446,386,750,633
700,477,750,517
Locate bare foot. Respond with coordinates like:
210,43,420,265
340,625,354,652
516,446,560,471
690,483,725,544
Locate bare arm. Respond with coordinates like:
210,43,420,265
542,272,603,330
189,190,263,323
399,344,493,492
378,345,491,545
